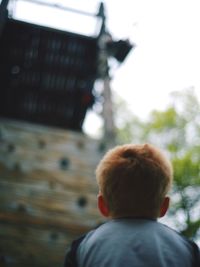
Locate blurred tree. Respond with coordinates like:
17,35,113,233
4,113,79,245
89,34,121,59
114,88,200,241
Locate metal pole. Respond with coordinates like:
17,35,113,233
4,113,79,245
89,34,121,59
97,2,116,148
0,0,9,36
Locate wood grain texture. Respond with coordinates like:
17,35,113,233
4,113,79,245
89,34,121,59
0,221,79,267
0,119,107,267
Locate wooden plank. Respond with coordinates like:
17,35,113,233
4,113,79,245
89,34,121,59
0,221,81,267
0,144,100,174
0,163,99,193
0,180,103,228
0,212,97,234
0,119,105,156
0,119,104,174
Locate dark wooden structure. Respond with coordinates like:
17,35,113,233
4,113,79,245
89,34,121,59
0,18,97,131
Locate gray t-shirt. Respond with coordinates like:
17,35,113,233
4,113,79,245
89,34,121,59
77,218,200,267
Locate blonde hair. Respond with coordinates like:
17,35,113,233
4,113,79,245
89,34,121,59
96,144,173,218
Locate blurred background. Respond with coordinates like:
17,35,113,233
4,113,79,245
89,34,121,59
0,0,199,266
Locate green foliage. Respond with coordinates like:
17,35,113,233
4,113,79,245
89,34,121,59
114,88,200,241
147,107,177,131
172,151,200,187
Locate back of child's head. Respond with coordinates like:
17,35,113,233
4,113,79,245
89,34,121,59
96,143,173,218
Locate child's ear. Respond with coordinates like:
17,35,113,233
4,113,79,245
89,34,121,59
98,194,110,217
159,196,170,218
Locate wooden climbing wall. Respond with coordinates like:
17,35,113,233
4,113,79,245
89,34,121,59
0,119,105,267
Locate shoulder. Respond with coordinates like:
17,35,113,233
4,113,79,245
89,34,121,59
190,241,200,267
63,234,86,267
63,224,104,267
159,222,200,265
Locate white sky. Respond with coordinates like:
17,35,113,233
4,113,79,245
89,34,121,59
84,0,200,136
10,0,200,136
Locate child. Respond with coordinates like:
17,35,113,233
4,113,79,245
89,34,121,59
64,143,200,267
